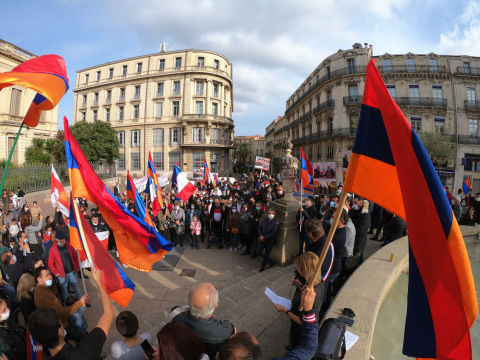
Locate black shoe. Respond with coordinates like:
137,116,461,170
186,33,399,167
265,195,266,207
267,261,276,269
251,253,257,259
367,230,374,234
371,236,378,240
241,251,251,256
201,238,204,243
207,244,211,249
86,303,92,308
219,245,223,249
259,266,265,273
285,345,292,351
83,274,90,280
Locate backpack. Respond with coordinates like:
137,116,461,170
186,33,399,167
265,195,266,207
314,318,346,360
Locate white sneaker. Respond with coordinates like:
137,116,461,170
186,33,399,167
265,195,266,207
122,263,129,268
116,251,119,258
229,246,233,251
234,247,238,252
242,245,247,251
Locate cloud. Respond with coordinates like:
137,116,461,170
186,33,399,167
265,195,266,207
459,1,480,23
438,20,480,55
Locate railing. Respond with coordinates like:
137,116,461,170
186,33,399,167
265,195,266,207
464,100,480,110
298,111,312,124
266,128,275,137
210,139,234,146
343,96,362,105
273,157,280,163
181,114,234,124
156,91,164,97
285,65,366,115
313,99,335,115
192,138,206,144
394,97,447,107
291,127,357,144
267,140,273,146
458,134,480,145
454,67,480,76
377,65,447,74
273,142,284,148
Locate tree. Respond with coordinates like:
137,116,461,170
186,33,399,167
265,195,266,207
237,143,251,163
233,161,245,174
25,138,56,164
417,128,457,171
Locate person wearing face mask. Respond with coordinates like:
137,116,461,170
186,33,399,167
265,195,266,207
186,204,200,248
274,185,285,201
157,204,171,240
237,205,252,252
47,231,82,304
14,231,32,265
460,199,468,217
0,291,26,360
473,192,480,215
170,201,186,247
262,186,274,206
21,211,44,256
242,201,264,257
349,196,371,265
296,197,318,254
1,251,24,293
257,209,279,272
226,204,241,251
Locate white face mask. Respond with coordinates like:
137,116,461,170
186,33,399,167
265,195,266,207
175,206,179,210
268,214,274,220
353,204,360,210
0,308,10,321
232,209,236,213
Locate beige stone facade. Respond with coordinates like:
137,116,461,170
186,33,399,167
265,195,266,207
0,39,58,164
268,43,480,191
232,135,266,173
73,49,234,179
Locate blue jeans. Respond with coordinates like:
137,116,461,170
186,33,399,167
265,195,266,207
58,272,82,304
1,283,18,304
229,230,239,248
12,207,19,222
299,231,310,253
256,241,274,267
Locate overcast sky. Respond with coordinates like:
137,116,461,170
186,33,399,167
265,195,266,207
2,0,480,135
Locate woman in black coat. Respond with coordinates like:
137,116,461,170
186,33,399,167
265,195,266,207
459,206,477,226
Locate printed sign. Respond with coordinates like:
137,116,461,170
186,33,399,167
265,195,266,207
125,175,148,192
158,173,169,187
255,156,264,169
312,162,337,194
341,150,352,176
263,158,270,171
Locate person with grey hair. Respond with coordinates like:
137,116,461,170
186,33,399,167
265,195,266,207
452,195,462,222
172,282,235,360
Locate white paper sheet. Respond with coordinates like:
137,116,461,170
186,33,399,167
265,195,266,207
345,330,359,351
264,287,292,310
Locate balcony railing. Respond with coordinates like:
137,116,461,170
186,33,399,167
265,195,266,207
192,138,206,144
377,65,447,74
291,128,357,144
285,65,366,115
394,97,447,107
181,114,234,125
458,135,480,145
464,100,480,110
455,67,480,76
210,139,234,146
298,111,312,123
343,95,362,106
313,99,335,115
267,140,273,146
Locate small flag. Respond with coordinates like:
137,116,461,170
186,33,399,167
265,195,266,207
300,147,313,188
51,164,70,217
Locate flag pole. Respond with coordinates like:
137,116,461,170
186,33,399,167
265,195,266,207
77,250,87,295
71,194,93,266
0,122,24,196
300,179,304,232
299,191,348,311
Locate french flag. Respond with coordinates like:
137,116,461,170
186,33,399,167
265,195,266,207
174,166,196,202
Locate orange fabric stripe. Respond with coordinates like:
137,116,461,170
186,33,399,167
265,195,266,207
344,153,406,220
109,288,135,308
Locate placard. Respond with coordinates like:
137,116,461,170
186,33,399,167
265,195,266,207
341,150,352,176
312,162,337,194
255,156,264,169
263,158,270,171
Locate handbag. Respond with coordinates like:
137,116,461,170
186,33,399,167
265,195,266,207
314,318,346,360
342,255,359,276
232,227,239,234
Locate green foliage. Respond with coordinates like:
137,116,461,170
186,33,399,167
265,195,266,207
0,160,17,169
237,143,251,162
25,138,54,164
417,127,457,168
233,161,245,173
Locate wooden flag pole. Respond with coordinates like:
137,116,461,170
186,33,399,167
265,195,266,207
77,250,87,295
71,194,93,267
299,191,348,311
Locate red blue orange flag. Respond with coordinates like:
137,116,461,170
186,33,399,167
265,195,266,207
147,151,164,209
203,158,210,185
344,59,477,359
127,171,155,227
125,171,137,204
69,195,135,307
64,117,172,272
300,147,313,188
462,177,471,201
0,55,69,127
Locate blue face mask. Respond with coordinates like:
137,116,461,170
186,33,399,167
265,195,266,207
24,238,29,244
45,279,53,287
48,231,51,236
256,206,261,211
330,201,335,208
12,255,17,262
329,218,333,226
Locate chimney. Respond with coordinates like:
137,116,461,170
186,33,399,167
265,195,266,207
364,43,368,48
369,44,373,56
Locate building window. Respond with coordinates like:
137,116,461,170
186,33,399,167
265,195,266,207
302,127,306,137
196,81,204,95
130,130,140,147
214,60,219,69
82,94,87,107
411,116,421,132
383,59,393,72
326,66,331,78
8,88,21,116
212,102,218,116
407,58,415,72
194,101,203,115
134,85,141,99
468,86,476,104
118,106,124,120
175,57,182,68
256,149,258,155
170,128,181,145
327,146,334,160
118,153,126,170
153,129,164,145
469,119,479,137
192,152,204,171
225,65,228,72
84,74,89,84
93,92,99,105
105,108,110,122
328,118,333,132
81,112,86,121
122,65,127,76
350,114,359,133
211,128,221,140
260,149,263,156
155,82,164,97
119,88,125,101
173,81,181,95
133,105,139,119
96,71,101,81
197,57,205,66
386,84,396,98
153,152,164,170
224,90,227,101
429,58,438,73
348,85,358,99
317,146,321,160
409,84,420,105
108,68,113,78
172,101,180,116
213,83,219,97
308,147,313,160
192,128,205,143
158,59,165,70
432,85,443,106
155,102,163,117
131,153,141,170
93,110,97,121
106,90,111,103
117,131,125,147
326,90,332,101
434,117,445,133
169,152,180,170
347,59,355,74
136,62,142,73
464,62,470,74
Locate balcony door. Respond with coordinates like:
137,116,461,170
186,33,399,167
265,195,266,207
409,84,420,105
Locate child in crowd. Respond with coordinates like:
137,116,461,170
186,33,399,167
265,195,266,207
111,311,153,360
65,295,88,333
9,219,18,242
190,215,201,250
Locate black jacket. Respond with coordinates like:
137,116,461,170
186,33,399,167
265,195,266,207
258,218,279,244
310,235,334,280
250,208,265,231
0,319,27,360
384,216,407,242
296,206,318,233
349,208,371,254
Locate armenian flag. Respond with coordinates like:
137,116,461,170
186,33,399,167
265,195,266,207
147,151,164,210
64,117,172,271
343,59,477,359
127,171,155,227
203,158,210,186
462,177,472,206
300,147,313,188
0,55,69,127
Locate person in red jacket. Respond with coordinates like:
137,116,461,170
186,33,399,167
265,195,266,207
47,231,82,304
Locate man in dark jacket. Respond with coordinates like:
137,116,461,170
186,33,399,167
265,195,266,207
243,201,264,257
349,196,371,265
383,213,407,246
296,197,317,254
305,219,333,282
256,209,279,272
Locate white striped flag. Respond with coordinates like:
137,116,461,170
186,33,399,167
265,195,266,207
51,164,69,217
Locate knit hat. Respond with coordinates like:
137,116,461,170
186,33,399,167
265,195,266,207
56,231,66,240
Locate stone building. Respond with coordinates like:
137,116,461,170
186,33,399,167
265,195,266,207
73,48,234,179
0,39,59,164
269,43,480,192
232,135,267,173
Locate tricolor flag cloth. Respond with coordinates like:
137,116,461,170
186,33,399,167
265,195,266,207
174,165,196,202
145,175,161,217
147,151,164,210
343,59,477,359
127,171,155,228
203,158,210,186
27,328,42,360
462,177,472,206
64,117,172,272
0,55,69,127
51,164,70,217
69,196,135,307
300,147,313,188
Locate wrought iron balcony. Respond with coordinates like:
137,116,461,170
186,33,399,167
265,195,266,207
343,96,362,106
394,97,447,108
377,65,447,74
313,99,335,115
210,139,234,146
285,65,366,115
291,128,357,144
464,100,480,110
267,140,273,146
455,67,480,76
458,134,480,145
298,111,312,123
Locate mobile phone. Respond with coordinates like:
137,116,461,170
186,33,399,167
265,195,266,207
141,339,155,360
338,316,354,326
